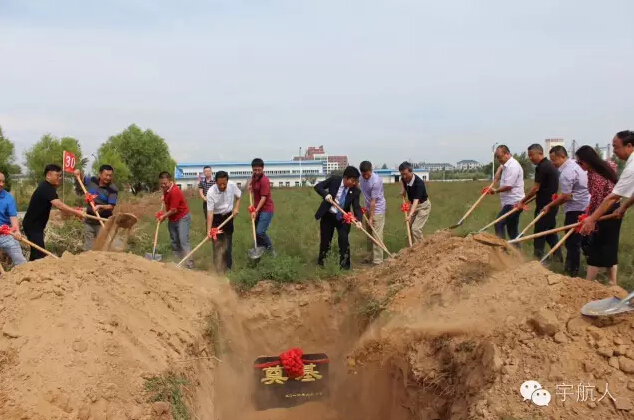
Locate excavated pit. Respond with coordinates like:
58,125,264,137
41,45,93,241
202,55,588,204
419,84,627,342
3,232,634,420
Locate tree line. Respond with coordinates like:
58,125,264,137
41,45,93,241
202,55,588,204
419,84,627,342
0,124,175,194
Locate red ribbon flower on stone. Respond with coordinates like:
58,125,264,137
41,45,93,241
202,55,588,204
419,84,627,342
342,212,357,225
208,227,223,240
155,211,164,220
84,193,98,203
551,194,558,202
248,206,256,214
400,202,411,213
279,347,304,379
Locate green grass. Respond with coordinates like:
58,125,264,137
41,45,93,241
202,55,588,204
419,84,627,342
144,372,191,420
46,181,634,290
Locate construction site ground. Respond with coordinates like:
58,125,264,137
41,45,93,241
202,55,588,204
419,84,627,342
2,231,634,420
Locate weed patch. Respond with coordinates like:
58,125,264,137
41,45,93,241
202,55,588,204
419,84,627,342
144,372,191,420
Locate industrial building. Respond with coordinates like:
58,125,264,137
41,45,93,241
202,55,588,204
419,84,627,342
544,138,565,152
173,161,429,189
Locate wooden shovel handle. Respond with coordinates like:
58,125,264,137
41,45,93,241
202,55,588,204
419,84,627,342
516,210,546,239
362,214,394,258
456,181,496,226
152,202,164,254
177,213,235,267
17,235,58,259
75,174,105,227
539,228,576,263
249,192,258,248
328,199,392,257
403,197,413,247
508,213,618,244
479,196,536,232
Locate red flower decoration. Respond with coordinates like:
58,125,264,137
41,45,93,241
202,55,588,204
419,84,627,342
481,187,492,195
360,207,367,215
0,225,13,236
551,194,558,202
155,211,164,220
279,347,304,379
400,202,411,213
342,212,357,225
208,227,223,240
248,206,256,214
84,193,98,203
514,202,528,211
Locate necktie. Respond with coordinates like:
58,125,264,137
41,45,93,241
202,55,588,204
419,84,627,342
336,188,348,221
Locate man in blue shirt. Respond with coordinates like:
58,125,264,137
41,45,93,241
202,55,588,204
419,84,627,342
74,166,118,251
0,172,26,267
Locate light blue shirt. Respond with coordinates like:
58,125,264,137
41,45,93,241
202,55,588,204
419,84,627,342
0,189,18,226
558,159,590,213
360,172,386,215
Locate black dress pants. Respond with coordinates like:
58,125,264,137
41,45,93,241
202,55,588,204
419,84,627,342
564,211,584,276
318,212,351,270
533,206,562,260
24,228,46,261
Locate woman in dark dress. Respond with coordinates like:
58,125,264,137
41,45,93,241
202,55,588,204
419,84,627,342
575,145,621,285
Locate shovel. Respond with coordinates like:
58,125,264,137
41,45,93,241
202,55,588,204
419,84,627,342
581,290,634,317
145,204,164,261
328,199,393,258
448,181,495,229
475,196,535,233
247,192,265,261
177,213,235,268
75,173,105,227
515,210,546,240
92,213,139,252
473,213,619,249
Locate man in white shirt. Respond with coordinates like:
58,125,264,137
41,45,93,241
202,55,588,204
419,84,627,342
206,171,241,274
488,145,525,241
580,130,634,234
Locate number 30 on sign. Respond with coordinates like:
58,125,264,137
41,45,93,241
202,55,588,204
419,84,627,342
63,151,76,173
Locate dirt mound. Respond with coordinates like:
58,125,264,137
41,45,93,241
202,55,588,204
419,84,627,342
3,231,634,420
215,232,634,420
0,252,224,420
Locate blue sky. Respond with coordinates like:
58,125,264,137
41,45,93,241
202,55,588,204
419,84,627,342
1,0,633,168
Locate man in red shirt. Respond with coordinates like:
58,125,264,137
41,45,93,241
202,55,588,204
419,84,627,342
158,171,193,268
247,158,275,257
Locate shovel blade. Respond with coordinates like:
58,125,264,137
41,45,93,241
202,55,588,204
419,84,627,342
581,297,634,317
144,253,162,262
248,246,266,260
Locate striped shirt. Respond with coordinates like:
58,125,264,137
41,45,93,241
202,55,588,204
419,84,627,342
198,177,215,196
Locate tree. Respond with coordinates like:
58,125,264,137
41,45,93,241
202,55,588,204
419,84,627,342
0,126,22,191
91,147,131,186
96,124,175,194
24,134,85,181
381,163,388,169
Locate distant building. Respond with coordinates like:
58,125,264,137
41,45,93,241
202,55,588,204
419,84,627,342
173,161,429,188
456,159,481,170
294,145,348,173
174,160,325,189
544,138,565,152
418,162,455,172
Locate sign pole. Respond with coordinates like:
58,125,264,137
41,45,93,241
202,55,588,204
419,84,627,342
62,151,65,203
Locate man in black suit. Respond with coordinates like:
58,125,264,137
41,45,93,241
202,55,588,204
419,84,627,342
314,166,364,270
